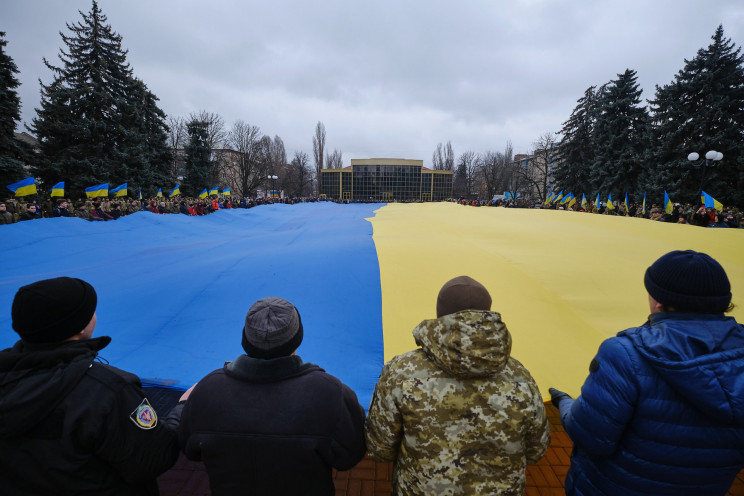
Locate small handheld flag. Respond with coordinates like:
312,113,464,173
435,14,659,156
222,188,231,196
701,191,723,211
50,181,65,198
642,193,646,215
664,191,673,214
624,193,629,212
199,189,208,199
169,185,181,197
85,183,108,198
209,186,218,196
110,183,128,197
581,194,587,209
156,188,163,198
607,193,615,210
6,177,37,197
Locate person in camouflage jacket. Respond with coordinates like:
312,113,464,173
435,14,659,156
365,276,550,496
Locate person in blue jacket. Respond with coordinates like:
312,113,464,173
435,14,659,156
550,250,744,496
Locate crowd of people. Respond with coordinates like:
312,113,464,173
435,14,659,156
454,196,744,228
1,250,742,495
0,195,325,224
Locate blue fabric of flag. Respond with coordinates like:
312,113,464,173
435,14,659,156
0,204,384,409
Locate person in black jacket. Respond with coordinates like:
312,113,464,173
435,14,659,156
0,277,185,496
179,296,366,495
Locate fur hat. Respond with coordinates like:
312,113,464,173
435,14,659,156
436,276,492,318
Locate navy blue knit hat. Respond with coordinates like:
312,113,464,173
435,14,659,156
644,250,731,313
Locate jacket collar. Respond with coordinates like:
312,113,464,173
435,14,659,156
224,354,321,383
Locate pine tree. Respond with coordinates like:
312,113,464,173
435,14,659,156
555,86,598,196
0,32,30,183
29,1,172,198
183,120,212,197
646,25,744,206
590,69,650,200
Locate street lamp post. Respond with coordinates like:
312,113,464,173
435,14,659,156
687,150,723,201
267,175,278,199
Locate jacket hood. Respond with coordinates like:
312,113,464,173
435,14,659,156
621,313,744,425
412,310,511,378
0,336,110,438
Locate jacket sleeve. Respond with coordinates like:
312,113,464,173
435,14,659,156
560,337,640,457
329,383,367,471
364,360,403,462
90,370,183,484
524,381,551,464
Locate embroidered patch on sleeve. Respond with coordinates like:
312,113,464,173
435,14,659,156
130,398,158,430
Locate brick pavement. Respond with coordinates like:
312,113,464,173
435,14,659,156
149,387,744,496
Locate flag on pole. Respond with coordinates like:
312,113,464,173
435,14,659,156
85,183,108,198
664,191,673,214
199,188,208,199
642,193,646,215
553,191,564,204
222,188,231,196
6,177,37,197
209,186,218,196
169,185,181,197
50,181,65,197
544,192,555,205
700,191,723,211
156,188,163,198
581,194,587,209
110,183,128,197
607,193,615,210
595,193,600,209
624,193,629,212
138,188,142,200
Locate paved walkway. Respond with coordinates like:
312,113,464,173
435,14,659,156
149,388,744,495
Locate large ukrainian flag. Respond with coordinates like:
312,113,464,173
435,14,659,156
0,203,742,405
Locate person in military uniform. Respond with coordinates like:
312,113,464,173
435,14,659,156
365,276,550,495
0,277,185,495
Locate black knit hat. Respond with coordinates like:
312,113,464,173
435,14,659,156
436,276,492,318
644,250,731,313
241,297,303,359
12,277,98,343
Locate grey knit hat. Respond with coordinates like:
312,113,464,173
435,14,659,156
241,297,303,358
436,276,492,318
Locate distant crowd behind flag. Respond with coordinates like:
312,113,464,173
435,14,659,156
701,191,723,211
50,181,65,198
85,183,108,198
110,183,127,197
6,177,37,197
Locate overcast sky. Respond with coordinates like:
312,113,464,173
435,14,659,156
3,0,743,166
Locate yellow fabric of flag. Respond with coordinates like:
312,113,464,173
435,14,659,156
369,203,744,397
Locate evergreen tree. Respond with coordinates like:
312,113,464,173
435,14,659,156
646,25,744,206
555,86,597,196
0,32,30,183
590,69,650,200
183,120,212,197
29,1,172,198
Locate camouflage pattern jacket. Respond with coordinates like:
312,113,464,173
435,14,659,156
365,310,550,496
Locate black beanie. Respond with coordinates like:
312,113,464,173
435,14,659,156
241,297,303,359
644,250,731,313
12,277,98,343
436,276,492,318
